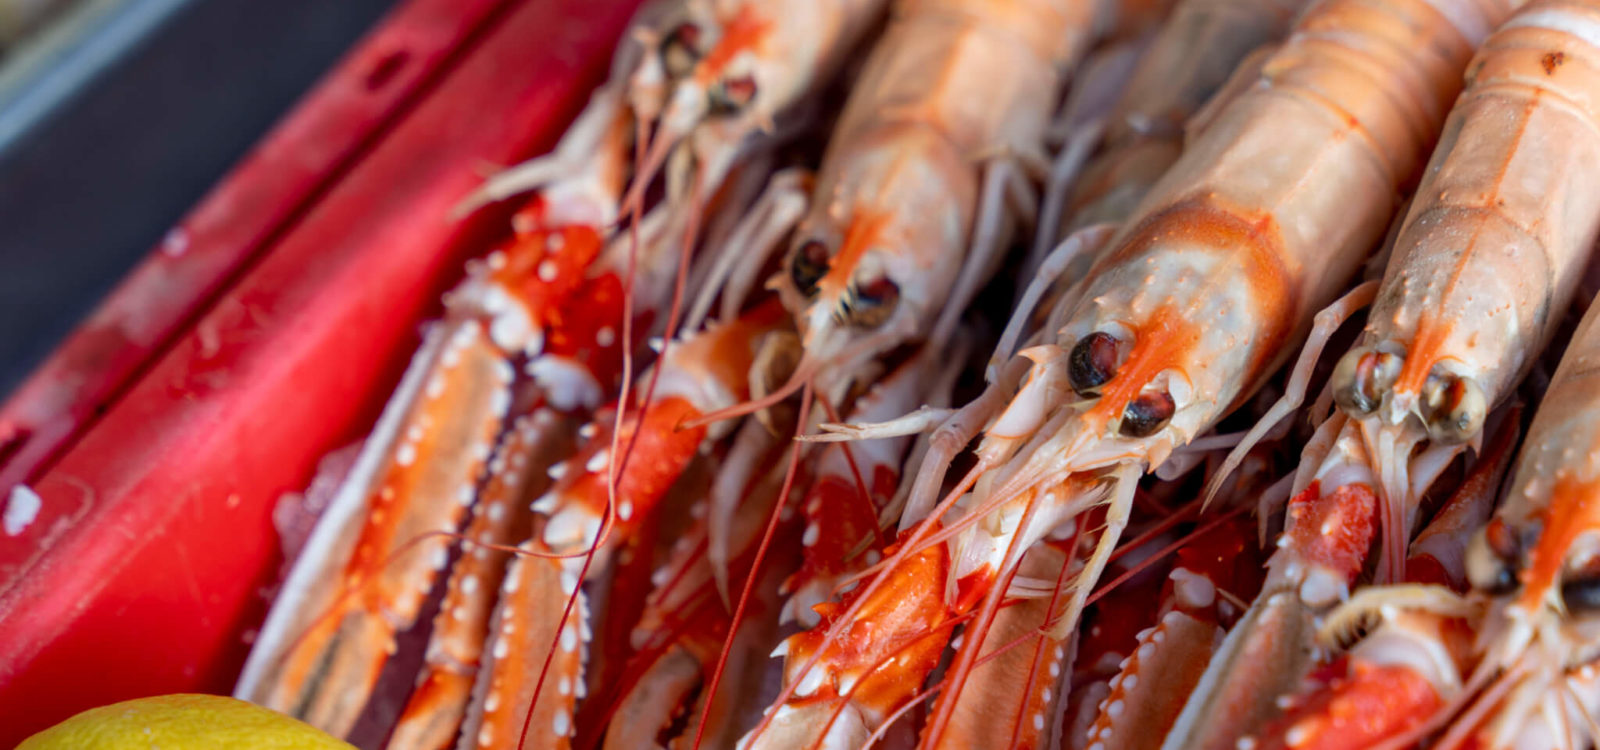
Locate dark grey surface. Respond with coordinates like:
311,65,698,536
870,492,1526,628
0,0,399,397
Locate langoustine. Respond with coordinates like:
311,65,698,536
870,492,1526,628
1168,0,1600,742
201,0,1600,748
729,0,1101,744
694,0,1094,419
1265,271,1600,749
1242,404,1521,750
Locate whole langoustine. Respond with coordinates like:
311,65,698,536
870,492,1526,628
727,0,1099,745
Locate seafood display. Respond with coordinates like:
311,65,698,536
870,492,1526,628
216,0,1600,747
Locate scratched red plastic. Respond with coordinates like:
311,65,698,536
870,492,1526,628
0,0,640,742
0,0,508,508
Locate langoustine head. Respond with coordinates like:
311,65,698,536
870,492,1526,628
771,125,977,396
1020,200,1294,478
1450,300,1600,748
633,0,884,195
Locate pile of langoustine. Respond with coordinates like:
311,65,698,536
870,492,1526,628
229,0,1600,746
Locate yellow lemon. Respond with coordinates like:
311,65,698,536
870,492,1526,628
18,693,355,749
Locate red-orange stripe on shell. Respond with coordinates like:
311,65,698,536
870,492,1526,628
694,5,774,85
818,211,893,298
1518,475,1600,612
1392,311,1454,398
1084,304,1201,435
1089,196,1294,408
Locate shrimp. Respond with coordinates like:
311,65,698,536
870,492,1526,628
229,15,636,732
688,0,1094,422
1322,0,1600,575
469,0,887,222
761,0,1509,746
1170,2,1600,741
234,0,885,734
690,3,1100,725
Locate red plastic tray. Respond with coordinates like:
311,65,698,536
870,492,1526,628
0,0,639,742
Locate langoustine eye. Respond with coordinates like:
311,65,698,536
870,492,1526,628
789,239,830,297
1067,331,1122,397
847,276,899,328
1562,574,1600,612
709,74,758,115
1420,371,1486,444
662,22,702,78
1119,390,1175,438
1331,345,1402,415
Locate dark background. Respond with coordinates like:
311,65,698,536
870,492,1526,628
0,0,398,396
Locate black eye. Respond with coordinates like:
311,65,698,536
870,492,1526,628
1467,518,1522,595
1331,346,1402,416
708,75,757,116
848,277,899,328
1420,372,1486,444
1119,391,1174,438
1563,575,1600,612
1068,332,1121,398
662,23,702,78
790,240,829,297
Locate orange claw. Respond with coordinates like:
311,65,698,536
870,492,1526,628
388,409,573,750
1258,662,1445,750
749,532,952,749
462,552,589,750
928,541,1077,750
244,320,513,737
1082,518,1265,750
